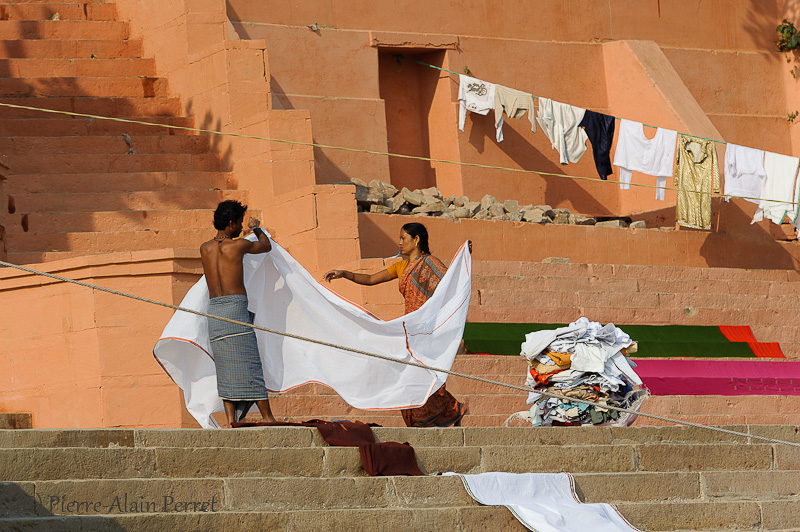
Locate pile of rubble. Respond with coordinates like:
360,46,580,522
351,178,644,228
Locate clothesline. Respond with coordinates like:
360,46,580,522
397,54,725,147
0,101,794,207
3,257,800,448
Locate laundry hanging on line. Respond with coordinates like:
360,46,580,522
454,72,800,230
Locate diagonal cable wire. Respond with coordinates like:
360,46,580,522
2,258,799,448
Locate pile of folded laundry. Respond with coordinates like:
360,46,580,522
514,318,649,427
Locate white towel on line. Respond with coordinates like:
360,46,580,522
154,233,472,428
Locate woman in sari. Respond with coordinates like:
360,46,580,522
323,222,467,427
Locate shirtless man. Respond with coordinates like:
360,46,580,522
200,200,276,426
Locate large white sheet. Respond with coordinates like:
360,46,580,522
153,234,472,428
445,472,639,532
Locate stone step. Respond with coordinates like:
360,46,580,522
468,305,788,330
1,425,795,450
0,96,180,118
0,76,169,98
0,505,793,532
0,134,209,155
0,116,195,136
0,38,143,59
0,2,116,21
6,152,220,174
0,57,156,78
471,261,796,283
1,471,795,517
474,288,793,314
5,170,231,194
5,227,235,253
0,441,784,482
6,188,240,213
3,209,222,234
0,19,128,40
473,272,791,297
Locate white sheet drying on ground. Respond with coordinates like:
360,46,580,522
154,234,472,428
445,472,639,532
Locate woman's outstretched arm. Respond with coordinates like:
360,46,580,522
323,268,394,286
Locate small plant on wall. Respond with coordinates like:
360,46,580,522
778,20,800,125
777,19,800,52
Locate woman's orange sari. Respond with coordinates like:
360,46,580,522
398,254,467,427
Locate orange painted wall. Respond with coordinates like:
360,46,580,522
0,250,201,428
224,0,800,240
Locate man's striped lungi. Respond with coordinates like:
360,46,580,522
208,294,269,411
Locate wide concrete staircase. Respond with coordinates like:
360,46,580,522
0,425,799,531
0,0,245,264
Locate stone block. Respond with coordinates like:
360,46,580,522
481,445,636,473
522,208,547,223
569,214,596,225
411,202,444,215
453,196,469,207
575,471,701,503
552,208,571,224
354,186,383,207
487,203,505,218
0,413,31,429
507,212,523,222
596,219,629,228
503,199,519,213
443,195,455,206
451,207,471,219
630,220,647,229
384,194,406,213
534,204,555,218
419,186,442,199
401,187,424,206
464,201,481,214
635,443,773,472
350,178,367,187
480,194,498,210
369,205,392,214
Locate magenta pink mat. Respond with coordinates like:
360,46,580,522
632,359,800,395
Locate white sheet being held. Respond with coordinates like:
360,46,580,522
154,233,472,428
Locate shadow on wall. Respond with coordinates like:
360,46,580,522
743,0,800,53
184,100,233,172
466,113,612,216
700,197,800,269
0,14,240,264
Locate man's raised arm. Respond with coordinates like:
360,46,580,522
244,217,272,254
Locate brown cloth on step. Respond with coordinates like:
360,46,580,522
231,419,424,476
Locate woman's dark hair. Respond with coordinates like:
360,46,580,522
213,200,248,230
402,222,431,254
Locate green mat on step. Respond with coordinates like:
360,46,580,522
463,322,757,358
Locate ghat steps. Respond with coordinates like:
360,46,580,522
0,425,799,531
0,0,241,264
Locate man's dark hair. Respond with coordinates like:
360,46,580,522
213,200,247,230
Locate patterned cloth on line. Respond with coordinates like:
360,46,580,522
208,294,268,420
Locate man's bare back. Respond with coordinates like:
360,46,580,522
200,216,272,298
201,205,275,426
